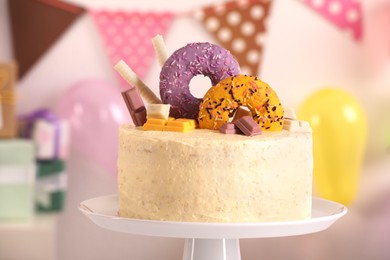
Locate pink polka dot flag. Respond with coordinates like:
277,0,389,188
301,0,363,41
91,11,174,89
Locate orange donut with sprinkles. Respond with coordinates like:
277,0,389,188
198,75,284,131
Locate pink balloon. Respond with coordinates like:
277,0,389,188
57,79,131,176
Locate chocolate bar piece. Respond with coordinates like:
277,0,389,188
147,104,170,119
143,118,196,133
233,116,262,137
283,119,312,132
132,107,147,127
219,122,241,135
165,119,196,133
232,106,251,122
121,87,147,126
122,87,144,111
284,107,297,119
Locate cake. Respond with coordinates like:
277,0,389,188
118,126,312,222
115,41,313,222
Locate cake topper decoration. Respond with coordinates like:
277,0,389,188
151,34,169,68
219,122,242,135
159,42,240,120
121,87,147,126
143,118,196,133
114,60,162,104
233,115,262,136
147,104,171,120
115,36,284,134
198,75,284,131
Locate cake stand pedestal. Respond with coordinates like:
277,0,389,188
79,195,347,260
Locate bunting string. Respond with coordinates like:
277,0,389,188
8,0,364,82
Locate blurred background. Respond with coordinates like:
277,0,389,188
0,0,389,259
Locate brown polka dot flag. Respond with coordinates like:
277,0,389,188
194,0,273,76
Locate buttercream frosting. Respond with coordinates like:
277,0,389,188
118,125,313,222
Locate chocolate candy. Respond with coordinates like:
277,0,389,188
165,119,196,133
132,108,147,126
142,118,166,131
147,104,171,120
122,87,147,126
284,107,297,119
233,116,262,137
219,122,242,135
143,118,196,133
232,106,251,122
283,119,312,132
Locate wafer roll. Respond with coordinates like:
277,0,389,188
151,34,169,67
114,60,162,104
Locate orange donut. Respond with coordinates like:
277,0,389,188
198,75,284,131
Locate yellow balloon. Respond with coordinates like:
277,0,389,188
297,88,367,205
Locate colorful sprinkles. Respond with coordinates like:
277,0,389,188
198,75,284,131
159,42,240,120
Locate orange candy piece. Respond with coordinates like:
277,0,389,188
143,118,196,133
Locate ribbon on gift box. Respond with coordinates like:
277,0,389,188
20,109,61,159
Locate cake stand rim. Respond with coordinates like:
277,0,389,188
79,194,347,239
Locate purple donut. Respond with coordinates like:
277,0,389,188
159,42,240,119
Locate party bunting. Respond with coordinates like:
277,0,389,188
299,0,363,41
6,0,366,82
90,11,175,90
194,0,273,76
8,0,85,79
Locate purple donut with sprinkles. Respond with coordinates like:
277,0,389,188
159,42,240,119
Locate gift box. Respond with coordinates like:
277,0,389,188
0,139,35,219
0,62,18,138
35,160,66,212
21,109,70,160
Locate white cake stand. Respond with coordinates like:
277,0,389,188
79,194,347,260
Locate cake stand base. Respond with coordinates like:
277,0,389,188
183,238,240,260
79,195,347,260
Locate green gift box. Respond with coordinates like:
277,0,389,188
36,160,66,212
0,139,35,219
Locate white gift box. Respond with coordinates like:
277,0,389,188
31,119,70,160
